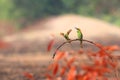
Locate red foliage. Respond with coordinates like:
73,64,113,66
45,28,120,80
60,66,66,76
54,51,65,61
45,74,53,80
23,72,34,80
66,57,76,68
47,39,55,51
53,63,59,75
46,45,120,80
67,66,76,80
24,29,120,80
104,45,120,51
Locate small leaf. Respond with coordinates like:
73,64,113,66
109,61,117,68
81,65,93,71
67,57,76,68
45,74,52,80
47,39,55,51
47,63,54,70
76,74,83,80
101,67,111,73
104,45,120,51
67,66,76,80
60,66,66,76
23,72,34,80
95,43,103,49
54,51,65,61
53,63,59,75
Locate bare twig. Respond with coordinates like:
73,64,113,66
52,39,102,58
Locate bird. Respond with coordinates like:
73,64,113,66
75,27,83,48
60,29,75,48
60,29,72,42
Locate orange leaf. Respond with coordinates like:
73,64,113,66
94,59,107,67
45,74,52,80
95,43,103,49
53,63,59,75
54,51,65,61
81,65,93,71
60,66,66,76
98,50,109,57
23,72,34,80
101,67,111,73
78,49,84,54
47,39,54,51
104,45,120,51
76,74,83,80
47,63,54,70
83,73,90,80
67,66,76,80
109,61,117,68
67,57,76,68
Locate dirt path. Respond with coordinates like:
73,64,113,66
0,54,52,80
0,53,120,80
3,14,120,42
1,14,120,55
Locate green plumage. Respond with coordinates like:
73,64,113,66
60,29,72,41
75,27,83,48
64,34,70,40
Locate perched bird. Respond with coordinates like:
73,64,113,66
60,29,72,41
75,27,83,48
60,29,74,47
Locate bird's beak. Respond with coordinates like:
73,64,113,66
75,27,78,30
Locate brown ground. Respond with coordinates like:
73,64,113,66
0,14,120,80
0,54,51,80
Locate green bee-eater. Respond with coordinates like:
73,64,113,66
75,27,83,48
60,29,74,48
60,29,72,41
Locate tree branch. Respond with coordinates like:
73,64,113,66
52,39,102,58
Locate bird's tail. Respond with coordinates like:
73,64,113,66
80,40,83,48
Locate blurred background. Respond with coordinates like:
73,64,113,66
0,0,120,33
0,0,120,80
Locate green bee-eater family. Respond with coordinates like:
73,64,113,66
60,27,83,48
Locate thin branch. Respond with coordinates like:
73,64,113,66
52,39,102,59
52,41,67,58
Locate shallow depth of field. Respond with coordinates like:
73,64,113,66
0,0,120,80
